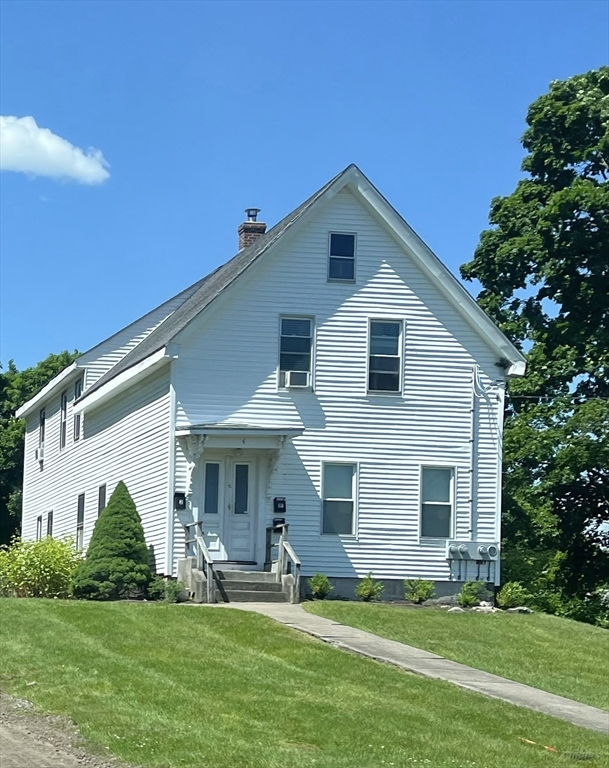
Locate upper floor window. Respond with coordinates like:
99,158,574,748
74,379,83,442
76,493,85,550
39,409,46,448
368,320,402,393
328,233,356,281
279,317,313,388
97,484,107,517
60,391,68,449
421,467,453,538
322,462,356,535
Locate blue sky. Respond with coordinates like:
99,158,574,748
1,0,607,369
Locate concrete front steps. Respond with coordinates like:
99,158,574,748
215,570,287,603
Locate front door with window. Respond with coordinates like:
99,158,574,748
198,455,257,563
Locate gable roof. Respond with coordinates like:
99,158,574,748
61,163,523,410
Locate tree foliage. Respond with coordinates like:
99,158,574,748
72,481,152,600
0,351,79,544
461,68,609,616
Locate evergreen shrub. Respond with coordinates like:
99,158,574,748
73,481,152,600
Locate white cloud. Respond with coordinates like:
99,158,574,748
0,115,110,185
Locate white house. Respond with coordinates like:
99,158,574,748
16,165,525,602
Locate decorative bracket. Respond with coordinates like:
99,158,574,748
266,435,287,498
177,434,208,498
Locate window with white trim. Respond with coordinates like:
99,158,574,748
97,484,106,517
279,317,313,388
76,493,85,550
328,233,355,281
421,467,453,538
322,463,356,535
74,379,83,442
36,515,43,541
47,511,53,537
39,408,46,450
368,320,402,393
60,391,68,449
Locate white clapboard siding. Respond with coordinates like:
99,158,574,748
171,188,505,579
22,369,171,571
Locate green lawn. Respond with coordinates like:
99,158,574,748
0,600,607,768
304,601,609,711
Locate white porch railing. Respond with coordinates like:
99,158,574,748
276,523,301,603
184,521,216,604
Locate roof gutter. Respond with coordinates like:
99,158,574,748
73,347,173,415
16,362,80,419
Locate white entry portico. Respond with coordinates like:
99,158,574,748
176,424,303,568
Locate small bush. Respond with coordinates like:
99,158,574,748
0,536,81,598
73,481,152,600
404,578,436,604
497,581,533,609
308,573,333,600
148,575,186,603
457,580,490,608
355,572,384,602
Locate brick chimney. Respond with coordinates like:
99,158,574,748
238,208,266,250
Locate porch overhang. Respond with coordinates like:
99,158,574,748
175,422,304,450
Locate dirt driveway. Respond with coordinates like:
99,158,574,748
0,693,137,768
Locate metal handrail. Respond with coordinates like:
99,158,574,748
276,524,301,603
184,522,215,604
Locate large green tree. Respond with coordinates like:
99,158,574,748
0,351,79,544
461,68,609,617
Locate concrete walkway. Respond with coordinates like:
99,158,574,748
225,602,609,734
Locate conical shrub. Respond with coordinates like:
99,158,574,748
73,481,152,600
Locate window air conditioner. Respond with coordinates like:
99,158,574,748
35,447,45,462
285,371,309,388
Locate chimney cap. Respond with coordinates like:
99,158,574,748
244,208,261,222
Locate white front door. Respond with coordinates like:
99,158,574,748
198,455,257,563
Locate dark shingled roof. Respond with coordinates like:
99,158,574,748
79,165,353,402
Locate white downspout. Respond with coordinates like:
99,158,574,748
469,366,478,540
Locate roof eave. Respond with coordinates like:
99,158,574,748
15,363,82,419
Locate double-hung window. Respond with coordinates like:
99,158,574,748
39,409,46,451
368,320,402,393
322,463,356,535
74,379,83,441
36,515,43,541
76,493,85,550
60,391,68,449
279,317,313,388
47,511,53,537
421,467,454,538
328,233,356,281
97,484,107,517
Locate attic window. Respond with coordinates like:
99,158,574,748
328,233,355,281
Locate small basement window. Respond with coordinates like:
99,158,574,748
322,463,356,535
421,467,453,538
328,233,355,281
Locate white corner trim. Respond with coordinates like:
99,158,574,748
73,347,170,415
15,362,80,419
345,169,527,376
